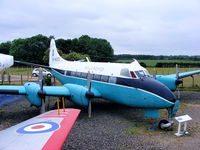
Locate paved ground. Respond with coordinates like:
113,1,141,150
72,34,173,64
0,91,200,150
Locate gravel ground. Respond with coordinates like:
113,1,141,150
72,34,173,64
0,91,200,150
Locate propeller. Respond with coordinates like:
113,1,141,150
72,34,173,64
175,64,183,99
153,68,157,79
38,67,46,113
85,73,94,118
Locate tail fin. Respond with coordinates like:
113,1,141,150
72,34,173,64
49,39,66,67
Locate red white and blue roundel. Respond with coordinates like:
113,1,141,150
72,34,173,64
16,122,59,134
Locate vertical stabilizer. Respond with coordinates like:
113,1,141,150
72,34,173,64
49,39,66,67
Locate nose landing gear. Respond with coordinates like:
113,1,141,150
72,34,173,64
158,100,180,130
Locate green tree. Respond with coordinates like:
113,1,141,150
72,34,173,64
0,41,11,54
10,35,50,64
55,39,71,54
62,52,89,61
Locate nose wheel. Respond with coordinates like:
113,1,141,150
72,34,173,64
158,119,173,130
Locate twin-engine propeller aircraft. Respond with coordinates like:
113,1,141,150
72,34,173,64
0,53,14,71
0,39,181,129
0,109,80,150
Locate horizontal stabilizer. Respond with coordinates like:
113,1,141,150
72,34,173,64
15,60,51,69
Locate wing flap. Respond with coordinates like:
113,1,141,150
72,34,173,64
0,109,80,150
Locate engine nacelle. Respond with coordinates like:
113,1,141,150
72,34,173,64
65,84,89,106
156,75,177,91
24,82,42,106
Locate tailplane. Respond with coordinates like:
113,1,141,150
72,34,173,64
49,39,67,67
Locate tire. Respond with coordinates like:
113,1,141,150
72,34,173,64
47,74,52,77
32,73,37,77
158,119,169,130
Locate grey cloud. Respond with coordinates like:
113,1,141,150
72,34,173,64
0,0,200,55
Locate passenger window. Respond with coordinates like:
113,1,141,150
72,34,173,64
76,72,81,77
67,71,71,76
87,74,94,80
71,71,76,76
101,75,109,82
94,74,101,81
108,76,117,83
81,73,87,78
120,68,131,77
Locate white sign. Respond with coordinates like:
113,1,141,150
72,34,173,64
175,114,192,136
175,115,192,123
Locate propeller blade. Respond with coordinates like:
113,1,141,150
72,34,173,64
177,86,180,99
153,68,157,79
86,73,93,117
176,64,179,79
175,64,181,99
38,67,46,113
87,73,91,92
40,97,46,113
88,99,92,118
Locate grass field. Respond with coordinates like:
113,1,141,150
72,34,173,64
4,66,33,76
115,59,200,67
1,66,200,89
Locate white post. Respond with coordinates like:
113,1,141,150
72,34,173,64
175,122,182,136
183,122,188,134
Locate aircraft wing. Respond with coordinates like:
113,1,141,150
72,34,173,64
0,85,26,95
41,86,70,96
0,109,80,150
0,84,70,96
165,70,200,78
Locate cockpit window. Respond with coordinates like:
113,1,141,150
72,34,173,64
130,71,137,78
135,70,150,78
144,70,150,77
120,68,131,77
135,70,145,78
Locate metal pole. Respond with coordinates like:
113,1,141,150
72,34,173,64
191,76,194,87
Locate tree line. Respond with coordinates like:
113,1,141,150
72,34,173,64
114,54,200,61
0,34,114,65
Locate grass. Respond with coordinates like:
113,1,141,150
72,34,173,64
3,67,33,76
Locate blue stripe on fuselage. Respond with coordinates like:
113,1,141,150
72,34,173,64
50,69,175,109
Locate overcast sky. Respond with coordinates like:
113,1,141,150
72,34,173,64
0,0,200,55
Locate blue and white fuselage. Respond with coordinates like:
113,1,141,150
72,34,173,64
49,39,177,113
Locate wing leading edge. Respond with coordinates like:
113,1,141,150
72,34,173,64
0,109,80,150
165,70,200,78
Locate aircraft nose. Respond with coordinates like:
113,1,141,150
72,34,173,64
141,77,177,103
117,77,177,103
